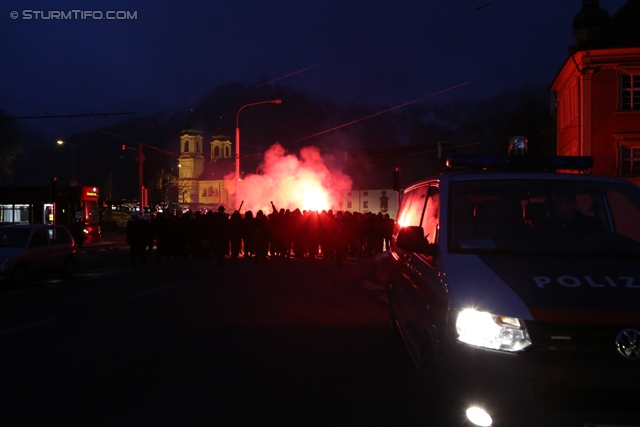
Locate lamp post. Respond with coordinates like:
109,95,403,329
235,99,282,206
57,139,76,185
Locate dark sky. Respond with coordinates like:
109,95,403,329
0,0,629,138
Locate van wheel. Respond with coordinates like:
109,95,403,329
61,259,75,279
11,264,28,286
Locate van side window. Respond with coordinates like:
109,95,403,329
422,186,440,244
396,185,429,229
30,229,49,247
49,227,71,245
605,186,640,241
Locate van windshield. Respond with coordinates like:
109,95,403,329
449,179,640,256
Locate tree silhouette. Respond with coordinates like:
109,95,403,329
0,111,23,184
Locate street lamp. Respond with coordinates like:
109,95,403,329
57,140,76,185
235,99,282,206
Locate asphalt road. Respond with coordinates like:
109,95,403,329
0,247,434,427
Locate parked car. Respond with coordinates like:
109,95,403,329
385,137,640,426
0,224,77,285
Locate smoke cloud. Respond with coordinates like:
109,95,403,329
229,143,352,213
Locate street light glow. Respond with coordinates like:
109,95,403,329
55,139,77,184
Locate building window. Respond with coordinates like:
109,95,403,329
225,147,230,158
184,141,189,152
347,192,352,196
347,201,352,209
621,74,640,111
363,191,368,196
363,201,369,209
621,146,640,177
558,80,578,130
202,189,207,197
0,204,30,224
214,146,220,158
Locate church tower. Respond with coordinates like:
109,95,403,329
572,0,610,47
178,117,205,179
177,115,205,205
210,121,232,162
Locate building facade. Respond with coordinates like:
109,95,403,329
339,189,399,218
551,0,640,184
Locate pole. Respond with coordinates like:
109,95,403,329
139,143,144,212
235,99,282,207
235,125,240,206
72,143,76,185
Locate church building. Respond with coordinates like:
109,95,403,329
551,0,640,184
177,126,236,211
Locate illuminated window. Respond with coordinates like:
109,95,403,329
423,186,440,244
620,74,640,111
396,185,428,227
621,147,640,177
0,204,30,224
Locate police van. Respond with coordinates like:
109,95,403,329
386,137,640,427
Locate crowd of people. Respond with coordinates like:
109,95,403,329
126,204,396,267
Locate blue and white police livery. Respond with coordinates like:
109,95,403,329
386,137,640,427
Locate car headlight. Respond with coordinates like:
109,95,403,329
456,309,531,352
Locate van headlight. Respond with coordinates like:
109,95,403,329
456,309,531,352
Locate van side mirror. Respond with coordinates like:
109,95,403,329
396,226,437,256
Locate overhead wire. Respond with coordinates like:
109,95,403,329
0,92,180,158
255,2,503,88
279,79,477,148
249,1,511,150
1,2,510,162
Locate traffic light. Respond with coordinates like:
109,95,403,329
122,144,126,151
